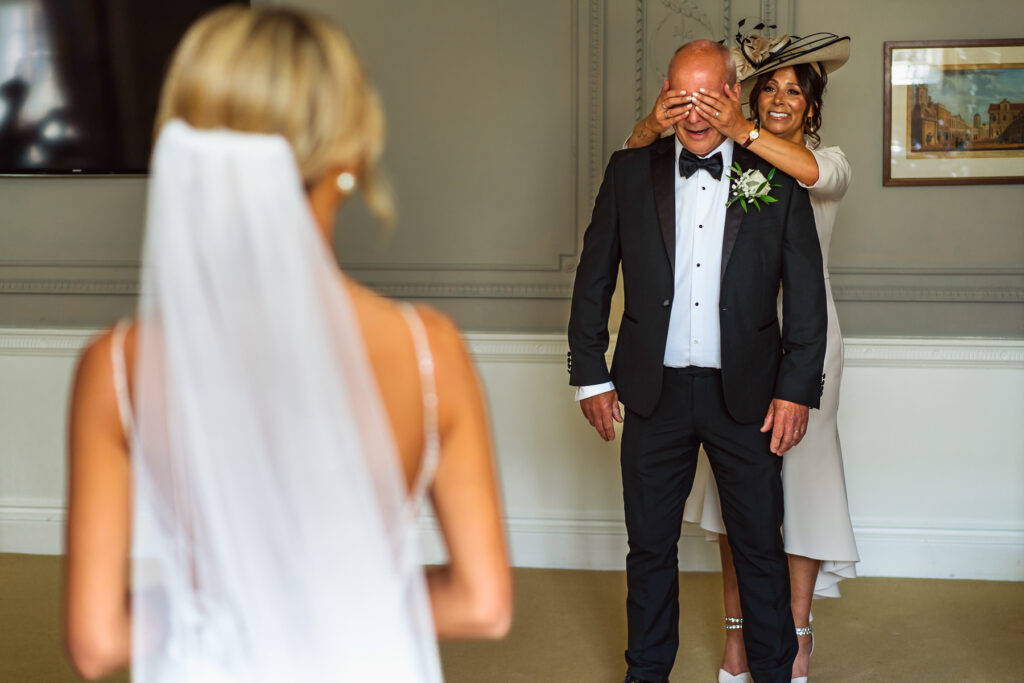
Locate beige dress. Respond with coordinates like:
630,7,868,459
682,144,860,598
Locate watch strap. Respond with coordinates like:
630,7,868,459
742,126,760,148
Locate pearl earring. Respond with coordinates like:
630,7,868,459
336,172,357,193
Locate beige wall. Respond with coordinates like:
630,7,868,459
0,0,1021,335
794,0,1024,336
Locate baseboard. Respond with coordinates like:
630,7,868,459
0,499,64,555
3,502,1020,581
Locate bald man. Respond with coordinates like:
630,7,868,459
567,40,826,683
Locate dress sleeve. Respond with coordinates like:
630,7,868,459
798,145,851,203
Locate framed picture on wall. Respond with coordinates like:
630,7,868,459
883,38,1024,186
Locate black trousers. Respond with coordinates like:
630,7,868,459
621,367,797,683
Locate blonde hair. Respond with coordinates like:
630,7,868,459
155,5,393,222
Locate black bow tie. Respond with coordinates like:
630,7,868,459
678,149,723,180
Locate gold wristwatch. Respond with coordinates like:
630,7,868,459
742,126,760,148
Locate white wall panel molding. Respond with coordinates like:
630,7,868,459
3,331,1022,581
0,328,97,357
831,266,1024,304
369,281,574,300
843,337,1024,368
463,334,569,364
336,0,604,298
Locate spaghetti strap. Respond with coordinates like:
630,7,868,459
400,304,440,506
110,319,135,442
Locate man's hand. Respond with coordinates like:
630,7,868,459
580,390,623,442
760,398,809,455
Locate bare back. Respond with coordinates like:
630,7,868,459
64,278,509,674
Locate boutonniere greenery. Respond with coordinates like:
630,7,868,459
726,162,781,212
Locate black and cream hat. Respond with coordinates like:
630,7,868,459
732,31,851,99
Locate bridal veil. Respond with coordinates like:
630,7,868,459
130,120,442,682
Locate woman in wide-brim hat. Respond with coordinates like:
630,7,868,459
625,31,858,683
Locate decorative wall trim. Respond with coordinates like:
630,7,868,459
0,279,575,300
3,267,1020,304
464,335,569,363
834,286,1024,303
761,0,774,32
634,0,646,120
368,281,573,300
829,266,1024,303
586,0,604,205
3,329,1023,367
842,337,1024,368
0,278,138,295
0,329,99,357
0,259,138,268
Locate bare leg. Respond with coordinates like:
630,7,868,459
717,535,748,675
719,539,821,678
788,554,820,679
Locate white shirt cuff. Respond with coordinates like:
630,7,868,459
574,382,616,401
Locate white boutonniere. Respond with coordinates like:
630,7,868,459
726,162,781,213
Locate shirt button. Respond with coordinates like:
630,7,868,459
694,302,699,307
702,186,706,190
662,299,670,307
696,263,701,267
698,224,703,229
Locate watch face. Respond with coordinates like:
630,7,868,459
750,129,760,139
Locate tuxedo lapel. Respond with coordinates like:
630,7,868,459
650,137,676,273
720,144,753,284
720,194,744,284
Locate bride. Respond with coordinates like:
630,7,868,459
62,6,511,681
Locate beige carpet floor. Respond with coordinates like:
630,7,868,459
3,554,1022,682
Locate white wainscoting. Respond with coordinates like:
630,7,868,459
2,329,1022,581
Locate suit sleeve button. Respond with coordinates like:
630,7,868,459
662,299,671,307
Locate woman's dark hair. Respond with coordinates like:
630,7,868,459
748,62,827,147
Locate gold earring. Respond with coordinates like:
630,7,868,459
336,172,357,193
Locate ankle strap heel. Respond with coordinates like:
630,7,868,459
718,618,751,683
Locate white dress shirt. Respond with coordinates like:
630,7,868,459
575,137,734,401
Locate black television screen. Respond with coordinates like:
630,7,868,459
0,0,246,175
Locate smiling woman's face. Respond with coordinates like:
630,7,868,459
756,66,810,144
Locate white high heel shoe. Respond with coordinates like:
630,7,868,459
718,617,752,683
790,624,814,683
718,671,752,683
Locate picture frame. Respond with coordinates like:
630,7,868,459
883,39,1024,186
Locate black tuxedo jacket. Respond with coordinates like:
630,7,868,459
567,136,827,423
